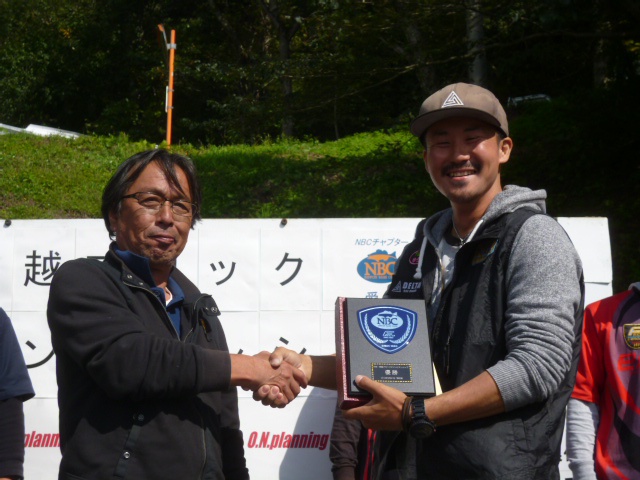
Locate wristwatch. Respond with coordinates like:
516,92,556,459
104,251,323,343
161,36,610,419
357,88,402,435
408,397,436,439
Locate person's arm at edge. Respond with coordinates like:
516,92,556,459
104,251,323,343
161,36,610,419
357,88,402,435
566,300,602,480
0,398,26,480
566,398,598,480
0,309,33,480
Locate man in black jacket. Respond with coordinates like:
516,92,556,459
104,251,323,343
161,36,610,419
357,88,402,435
47,149,306,480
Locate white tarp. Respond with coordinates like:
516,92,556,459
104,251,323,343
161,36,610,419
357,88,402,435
0,217,612,479
0,123,81,138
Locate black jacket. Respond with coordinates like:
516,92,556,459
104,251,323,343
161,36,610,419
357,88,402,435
47,247,248,480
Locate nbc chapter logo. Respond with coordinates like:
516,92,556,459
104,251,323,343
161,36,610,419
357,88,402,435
357,250,397,283
357,305,418,354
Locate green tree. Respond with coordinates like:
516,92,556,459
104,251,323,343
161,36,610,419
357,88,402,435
1,0,639,144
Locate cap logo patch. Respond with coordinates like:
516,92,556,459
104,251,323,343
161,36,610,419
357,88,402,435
442,91,464,108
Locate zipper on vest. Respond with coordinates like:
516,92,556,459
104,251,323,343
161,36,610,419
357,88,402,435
432,241,470,378
427,247,447,330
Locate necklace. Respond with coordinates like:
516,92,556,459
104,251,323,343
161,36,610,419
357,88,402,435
452,221,471,246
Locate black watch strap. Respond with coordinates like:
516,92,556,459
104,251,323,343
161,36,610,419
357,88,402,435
408,397,436,439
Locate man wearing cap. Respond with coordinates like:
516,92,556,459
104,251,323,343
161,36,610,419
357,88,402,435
265,83,585,478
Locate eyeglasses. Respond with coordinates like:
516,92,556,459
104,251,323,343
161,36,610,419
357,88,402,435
121,192,197,218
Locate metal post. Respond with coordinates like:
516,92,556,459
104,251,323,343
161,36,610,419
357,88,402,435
166,29,176,146
158,24,176,147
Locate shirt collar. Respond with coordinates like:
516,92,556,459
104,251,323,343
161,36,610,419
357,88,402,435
113,248,185,304
115,248,157,286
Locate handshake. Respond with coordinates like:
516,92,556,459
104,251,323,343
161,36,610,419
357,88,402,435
235,348,410,432
237,347,497,434
231,347,313,408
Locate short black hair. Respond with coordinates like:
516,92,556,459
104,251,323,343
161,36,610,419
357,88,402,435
101,149,202,237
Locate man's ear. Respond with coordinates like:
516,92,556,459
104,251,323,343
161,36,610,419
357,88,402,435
498,137,513,165
108,209,118,237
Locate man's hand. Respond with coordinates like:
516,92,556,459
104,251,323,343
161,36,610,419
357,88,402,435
268,348,337,389
250,347,309,406
343,375,406,431
268,347,309,376
252,351,308,407
230,352,307,408
254,348,339,404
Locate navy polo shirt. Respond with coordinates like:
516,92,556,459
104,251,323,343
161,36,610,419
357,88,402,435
115,249,185,337
0,308,35,401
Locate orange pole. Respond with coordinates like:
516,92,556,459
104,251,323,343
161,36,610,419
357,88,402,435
166,29,176,146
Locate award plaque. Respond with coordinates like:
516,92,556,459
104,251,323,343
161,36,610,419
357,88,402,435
335,297,436,409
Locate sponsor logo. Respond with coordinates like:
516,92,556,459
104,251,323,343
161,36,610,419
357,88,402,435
624,324,640,350
409,250,421,266
357,250,397,283
247,431,328,451
24,431,60,448
388,281,421,294
358,305,417,354
402,281,421,292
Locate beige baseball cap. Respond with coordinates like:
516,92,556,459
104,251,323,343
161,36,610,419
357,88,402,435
410,83,509,140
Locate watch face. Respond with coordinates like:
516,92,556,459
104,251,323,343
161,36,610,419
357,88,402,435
410,419,434,439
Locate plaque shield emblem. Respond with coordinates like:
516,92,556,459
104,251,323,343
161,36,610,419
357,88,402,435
357,305,418,354
336,297,436,408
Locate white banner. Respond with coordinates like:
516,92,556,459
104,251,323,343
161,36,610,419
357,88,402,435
0,217,612,479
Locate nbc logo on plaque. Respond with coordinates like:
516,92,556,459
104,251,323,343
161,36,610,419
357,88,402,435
357,305,418,354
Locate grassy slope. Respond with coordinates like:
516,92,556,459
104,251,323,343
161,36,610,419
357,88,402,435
0,130,445,221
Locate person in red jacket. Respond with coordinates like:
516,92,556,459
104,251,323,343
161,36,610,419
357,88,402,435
568,282,640,480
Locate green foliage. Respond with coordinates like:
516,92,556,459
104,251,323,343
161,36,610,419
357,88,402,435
0,133,155,218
